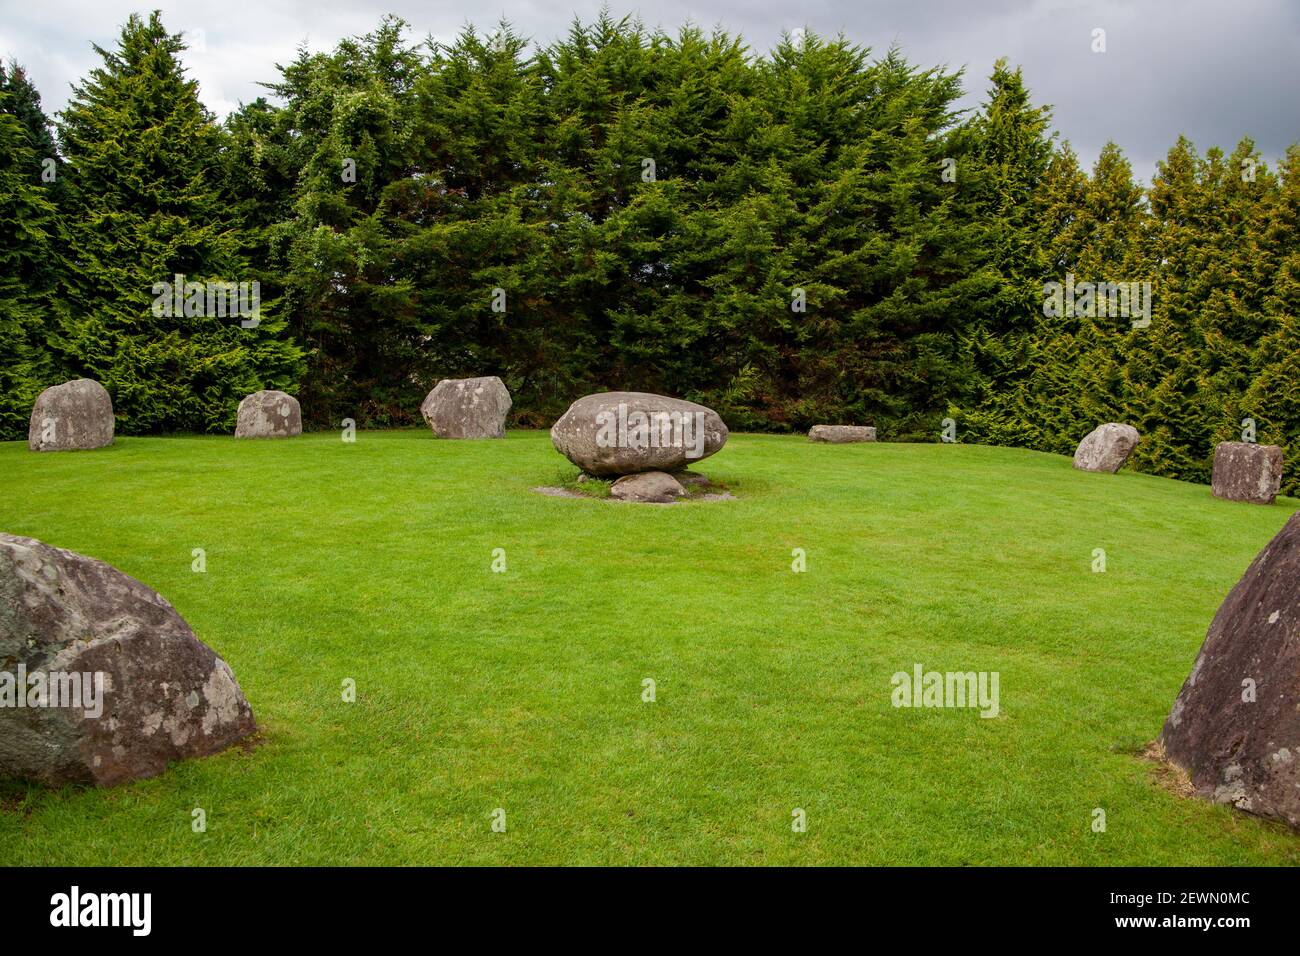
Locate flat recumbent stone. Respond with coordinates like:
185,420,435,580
1159,510,1300,830
1211,442,1282,505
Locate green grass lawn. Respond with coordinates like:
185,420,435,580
1,429,1298,865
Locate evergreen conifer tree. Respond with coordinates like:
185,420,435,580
0,84,65,437
57,11,300,433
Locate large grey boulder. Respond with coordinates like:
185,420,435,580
551,391,728,477
0,533,256,787
1072,423,1140,473
235,390,301,438
420,376,511,439
1212,442,1283,505
609,471,686,504
809,425,876,443
1160,510,1300,831
27,379,114,452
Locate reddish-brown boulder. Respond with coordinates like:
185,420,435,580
1211,442,1283,505
1159,511,1300,830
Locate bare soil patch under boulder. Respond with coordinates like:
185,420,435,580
809,425,876,443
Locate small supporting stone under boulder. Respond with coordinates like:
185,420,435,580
609,471,686,503
27,379,115,452
550,391,728,477
672,470,711,487
420,376,511,439
809,425,876,443
235,389,302,438
0,533,256,787
1072,422,1139,473
1159,510,1300,831
1211,442,1282,505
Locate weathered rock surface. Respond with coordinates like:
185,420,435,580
672,470,711,487
550,391,728,476
420,376,511,439
609,471,686,503
1212,442,1283,505
1072,422,1140,473
0,533,256,787
809,425,877,443
235,390,301,438
1159,511,1300,830
27,379,114,452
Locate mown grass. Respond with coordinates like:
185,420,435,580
1,429,1297,865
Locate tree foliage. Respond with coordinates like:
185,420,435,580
54,12,301,434
2,10,1297,499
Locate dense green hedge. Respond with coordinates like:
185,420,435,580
2,13,1298,492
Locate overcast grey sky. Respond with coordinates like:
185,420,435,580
2,0,1296,181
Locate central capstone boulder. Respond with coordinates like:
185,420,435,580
0,533,256,787
420,376,511,439
28,379,115,452
235,390,301,438
550,391,728,477
1159,510,1300,831
1072,422,1140,473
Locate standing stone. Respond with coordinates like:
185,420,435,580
1072,423,1140,473
609,471,686,503
809,425,876,443
551,391,728,476
235,390,301,438
1159,511,1300,831
27,379,114,451
420,376,511,439
1212,442,1283,505
0,533,256,787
